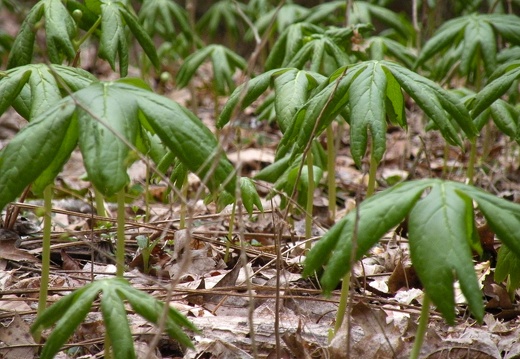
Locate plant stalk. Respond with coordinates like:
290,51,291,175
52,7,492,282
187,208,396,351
333,271,351,336
327,124,337,221
305,151,314,247
467,138,477,185
116,190,126,277
34,185,53,343
366,145,378,197
410,294,431,359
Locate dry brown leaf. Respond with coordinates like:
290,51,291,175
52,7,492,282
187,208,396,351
0,239,37,262
60,249,82,271
0,313,37,359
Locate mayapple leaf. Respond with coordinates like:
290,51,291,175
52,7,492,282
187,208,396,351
6,1,44,68
306,179,520,324
0,69,31,116
348,61,387,166
101,285,135,359
495,245,520,292
408,183,483,324
32,115,79,194
76,82,138,196
32,280,103,359
280,60,475,166
303,179,433,286
416,14,520,78
98,1,129,77
32,278,196,359
217,69,282,128
368,36,416,69
470,62,520,118
176,45,246,96
241,178,263,215
0,78,238,211
2,64,95,120
303,1,413,40
98,0,159,77
384,61,477,143
251,3,309,40
489,100,519,143
44,0,77,64
274,69,315,133
118,5,160,70
0,98,76,211
458,185,520,259
196,0,246,39
7,0,76,68
123,83,237,194
120,277,197,347
265,22,324,71
138,0,192,40
278,64,364,161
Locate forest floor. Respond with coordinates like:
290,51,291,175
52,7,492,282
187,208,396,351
2,60,520,359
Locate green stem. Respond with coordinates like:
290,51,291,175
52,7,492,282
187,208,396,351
75,16,102,50
116,190,126,278
333,271,351,336
224,202,237,263
179,172,188,229
467,138,477,185
305,151,314,248
442,141,449,179
410,294,431,359
366,146,378,197
327,125,336,221
34,185,53,343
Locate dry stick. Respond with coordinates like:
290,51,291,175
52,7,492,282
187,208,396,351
5,185,32,230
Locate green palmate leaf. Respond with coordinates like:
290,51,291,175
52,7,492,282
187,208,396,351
348,61,387,165
32,278,196,358
7,0,76,68
458,185,520,259
303,1,413,40
0,98,76,211
98,0,159,77
265,22,323,70
489,100,519,142
138,0,192,39
32,115,79,194
416,14,520,78
217,69,282,128
495,246,520,292
101,285,135,359
0,69,31,116
0,64,96,120
33,281,102,359
120,282,196,348
126,85,237,194
241,178,263,215
177,45,246,96
470,62,520,118
0,79,237,210
277,65,363,161
305,179,520,324
251,2,309,37
76,82,139,195
383,61,477,142
280,60,475,167
408,183,483,324
303,179,433,286
368,36,416,69
273,69,324,132
196,0,245,39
